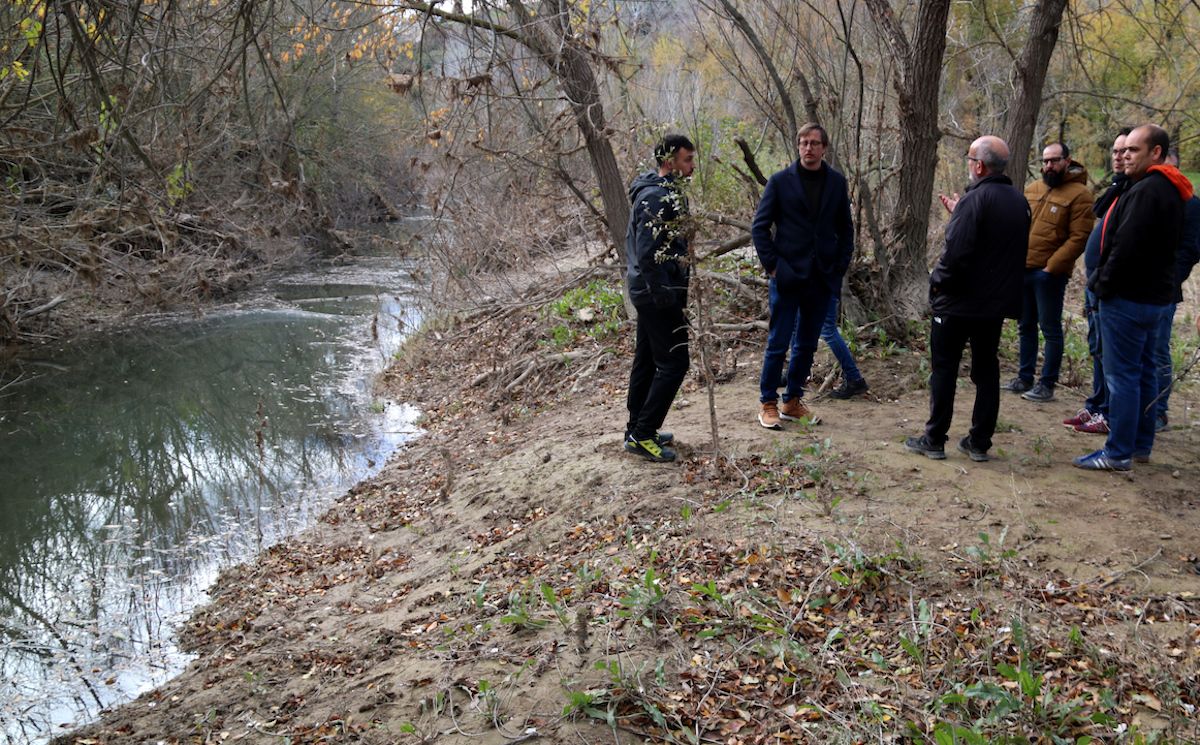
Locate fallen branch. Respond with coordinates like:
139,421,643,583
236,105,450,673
712,320,766,332
695,269,762,302
16,293,71,320
696,233,752,263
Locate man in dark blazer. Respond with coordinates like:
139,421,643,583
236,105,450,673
751,123,854,429
906,135,1030,461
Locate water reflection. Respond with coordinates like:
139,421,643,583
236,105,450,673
0,275,421,742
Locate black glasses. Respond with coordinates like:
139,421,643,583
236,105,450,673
1042,157,1064,165
966,155,981,163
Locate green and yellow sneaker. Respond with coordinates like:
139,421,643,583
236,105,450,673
624,434,676,462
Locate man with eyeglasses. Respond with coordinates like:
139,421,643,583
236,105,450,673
905,136,1029,462
1075,124,1193,471
1064,128,1132,435
751,122,854,429
1002,143,1094,403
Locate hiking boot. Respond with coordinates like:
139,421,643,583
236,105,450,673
624,431,674,447
1074,413,1109,434
1002,376,1033,393
1021,382,1055,402
1072,448,1131,471
1133,451,1151,464
624,434,676,463
957,436,990,462
829,377,869,400
780,397,821,424
904,434,946,460
758,401,783,430
1063,409,1093,428
1155,414,1169,432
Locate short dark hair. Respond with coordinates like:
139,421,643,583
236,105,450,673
655,134,695,165
797,122,829,147
1118,126,1133,137
1142,124,1170,161
1047,142,1070,159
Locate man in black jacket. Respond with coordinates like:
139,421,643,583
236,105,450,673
1150,150,1200,431
751,123,854,429
1074,124,1193,471
623,134,695,463
906,135,1030,461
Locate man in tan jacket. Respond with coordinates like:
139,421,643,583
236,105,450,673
1003,142,1094,402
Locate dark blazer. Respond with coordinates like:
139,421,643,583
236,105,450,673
929,173,1030,319
751,161,854,292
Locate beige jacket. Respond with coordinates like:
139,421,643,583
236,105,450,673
1023,162,1094,274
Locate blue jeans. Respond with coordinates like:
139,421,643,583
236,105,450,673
1017,268,1069,386
817,295,863,383
1152,303,1177,420
1083,289,1107,416
1099,296,1167,459
760,278,831,402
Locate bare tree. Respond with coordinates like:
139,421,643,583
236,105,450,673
400,1,629,253
863,0,952,319
1003,0,1072,183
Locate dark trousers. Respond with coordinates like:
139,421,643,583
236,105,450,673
1083,289,1107,415
626,302,689,440
925,314,1003,450
1017,268,1069,386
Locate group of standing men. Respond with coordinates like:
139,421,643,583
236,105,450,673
623,125,1197,470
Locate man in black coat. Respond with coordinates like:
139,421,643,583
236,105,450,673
906,135,1030,461
623,134,696,463
751,123,854,429
1074,124,1193,471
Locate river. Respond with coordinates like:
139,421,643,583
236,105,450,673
0,251,423,743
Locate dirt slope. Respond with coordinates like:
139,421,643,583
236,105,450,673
62,302,1200,744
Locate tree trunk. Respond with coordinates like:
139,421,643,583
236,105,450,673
555,42,629,253
1002,0,1070,185
864,0,952,321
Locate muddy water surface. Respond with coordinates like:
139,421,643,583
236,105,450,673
0,255,423,743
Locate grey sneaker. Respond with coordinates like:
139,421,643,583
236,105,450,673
1021,382,1055,402
904,435,946,460
1003,376,1032,393
957,436,990,462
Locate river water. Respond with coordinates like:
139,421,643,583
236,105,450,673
0,253,423,742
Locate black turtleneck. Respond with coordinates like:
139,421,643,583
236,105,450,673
798,164,825,213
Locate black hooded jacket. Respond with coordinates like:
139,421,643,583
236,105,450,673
929,173,1031,319
625,171,689,308
1090,165,1193,304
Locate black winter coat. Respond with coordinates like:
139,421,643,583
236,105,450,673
929,173,1030,319
625,171,690,308
1091,167,1192,305
751,161,854,292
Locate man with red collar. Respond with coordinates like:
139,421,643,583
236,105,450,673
1074,124,1194,471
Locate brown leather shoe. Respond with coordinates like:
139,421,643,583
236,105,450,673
758,401,783,429
779,397,821,424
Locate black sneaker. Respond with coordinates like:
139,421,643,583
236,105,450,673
904,435,946,460
624,434,676,462
957,436,990,462
624,431,674,447
829,377,869,399
1020,382,1055,402
1002,377,1033,393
